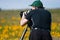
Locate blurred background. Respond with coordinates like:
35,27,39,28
0,0,60,40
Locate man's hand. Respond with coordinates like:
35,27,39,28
20,10,31,26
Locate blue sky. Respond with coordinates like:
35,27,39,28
0,0,60,9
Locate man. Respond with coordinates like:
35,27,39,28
20,0,52,40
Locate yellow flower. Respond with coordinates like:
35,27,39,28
51,32,55,36
4,34,9,38
0,33,9,39
17,17,21,20
51,22,57,30
3,29,8,34
0,26,2,29
0,37,3,40
57,33,60,37
12,25,19,31
11,32,15,36
4,25,9,29
9,26,12,30
11,16,16,20
58,23,60,26
14,38,19,40
2,25,9,34
1,19,6,23
17,32,21,37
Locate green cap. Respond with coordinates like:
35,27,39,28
30,0,43,8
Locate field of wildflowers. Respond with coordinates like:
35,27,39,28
0,9,60,40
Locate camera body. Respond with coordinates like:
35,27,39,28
20,10,30,17
20,11,24,17
20,10,32,28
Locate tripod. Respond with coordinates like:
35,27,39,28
20,26,28,40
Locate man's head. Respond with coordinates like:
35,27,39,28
30,0,44,10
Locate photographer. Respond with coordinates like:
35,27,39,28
20,0,52,40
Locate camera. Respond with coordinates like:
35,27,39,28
20,10,32,28
20,10,30,17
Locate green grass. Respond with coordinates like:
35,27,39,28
0,9,60,23
48,9,60,22
0,9,60,40
0,10,20,25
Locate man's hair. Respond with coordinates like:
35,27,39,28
38,6,44,9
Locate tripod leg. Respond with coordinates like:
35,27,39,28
20,26,28,40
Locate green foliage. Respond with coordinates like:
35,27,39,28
48,9,60,22
0,9,60,40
